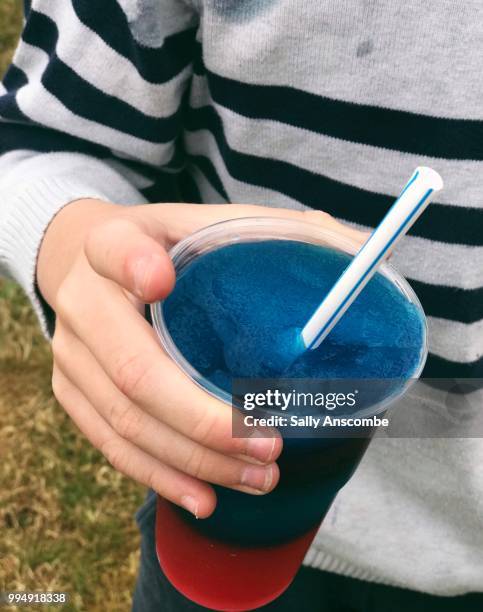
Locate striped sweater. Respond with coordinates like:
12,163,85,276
0,0,482,596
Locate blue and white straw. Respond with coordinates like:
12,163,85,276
301,166,444,351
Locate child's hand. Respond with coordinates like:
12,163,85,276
37,199,367,518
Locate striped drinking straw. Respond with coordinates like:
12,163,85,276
301,166,444,351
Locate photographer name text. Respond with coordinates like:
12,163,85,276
243,414,389,429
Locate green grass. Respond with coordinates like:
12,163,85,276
0,1,23,76
0,5,146,611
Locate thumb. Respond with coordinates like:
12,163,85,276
84,215,175,303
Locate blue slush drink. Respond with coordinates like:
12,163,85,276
151,218,426,611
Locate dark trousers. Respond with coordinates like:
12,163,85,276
132,490,483,612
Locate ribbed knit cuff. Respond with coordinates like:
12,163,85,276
304,545,376,581
303,543,402,589
0,175,139,340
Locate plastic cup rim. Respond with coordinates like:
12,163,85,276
150,216,429,416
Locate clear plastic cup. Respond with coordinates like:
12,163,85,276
151,217,428,611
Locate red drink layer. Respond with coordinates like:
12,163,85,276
156,496,319,611
155,436,371,610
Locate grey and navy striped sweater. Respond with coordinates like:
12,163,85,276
1,0,482,595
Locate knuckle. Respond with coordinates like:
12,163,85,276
51,370,64,403
120,209,149,233
51,367,70,407
183,446,206,479
84,220,111,262
50,332,62,359
51,331,68,367
100,438,127,473
83,223,101,254
191,409,223,447
110,400,144,441
303,209,333,224
84,222,109,267
112,352,154,399
85,217,126,250
54,283,73,320
85,215,139,267
146,467,163,493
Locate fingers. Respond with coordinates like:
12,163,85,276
144,203,370,248
51,365,217,518
84,216,175,303
56,261,282,463
53,325,279,495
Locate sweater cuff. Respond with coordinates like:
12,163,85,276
0,175,142,340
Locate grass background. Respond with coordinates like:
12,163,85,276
0,3,146,610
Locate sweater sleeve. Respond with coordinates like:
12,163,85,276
0,0,198,338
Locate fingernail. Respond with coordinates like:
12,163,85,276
246,430,276,463
181,495,199,518
132,256,152,298
241,464,274,493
